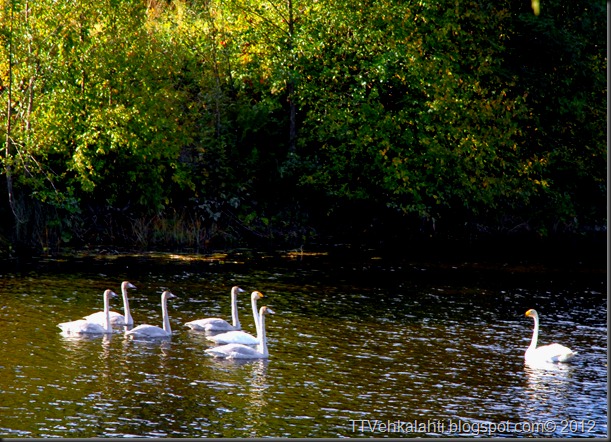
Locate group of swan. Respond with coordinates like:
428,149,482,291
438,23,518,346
83,281,136,327
185,287,273,359
184,295,575,362
58,282,575,364
204,306,274,359
57,284,274,359
58,289,119,335
58,281,177,338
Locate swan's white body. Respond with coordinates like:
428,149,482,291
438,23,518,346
207,291,264,345
525,309,576,364
125,291,176,338
184,286,245,331
205,306,274,359
58,290,117,335
83,281,136,326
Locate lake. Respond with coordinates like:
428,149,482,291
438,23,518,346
0,249,607,437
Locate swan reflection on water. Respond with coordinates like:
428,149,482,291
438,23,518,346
208,356,270,372
122,333,174,359
524,360,575,397
58,330,121,350
517,362,583,436
245,359,269,427
525,359,575,373
207,357,270,434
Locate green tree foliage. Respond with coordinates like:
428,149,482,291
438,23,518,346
0,0,606,251
1,0,196,245
503,0,607,234
33,0,193,211
296,1,534,228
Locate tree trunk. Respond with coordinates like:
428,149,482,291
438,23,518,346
287,0,296,153
4,0,17,228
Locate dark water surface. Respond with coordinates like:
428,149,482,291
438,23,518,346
0,250,607,437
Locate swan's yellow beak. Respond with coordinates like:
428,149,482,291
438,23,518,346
525,309,534,317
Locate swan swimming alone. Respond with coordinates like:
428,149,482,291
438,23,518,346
207,291,264,345
205,306,275,359
83,281,136,327
58,289,117,335
525,309,576,364
125,290,177,339
184,286,245,332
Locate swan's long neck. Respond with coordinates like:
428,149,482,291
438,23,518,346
257,309,268,358
103,292,112,333
122,285,133,325
231,289,241,329
252,296,261,339
529,315,539,350
161,295,172,334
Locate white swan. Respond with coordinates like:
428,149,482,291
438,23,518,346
207,291,264,345
58,289,117,335
125,291,176,338
205,306,275,359
184,286,245,331
83,281,136,327
525,309,576,364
